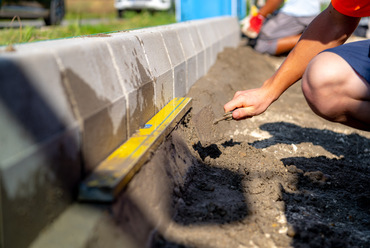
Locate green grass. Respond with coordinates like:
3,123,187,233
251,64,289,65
0,10,176,46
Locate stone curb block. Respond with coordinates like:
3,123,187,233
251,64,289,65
0,16,240,248
0,50,81,248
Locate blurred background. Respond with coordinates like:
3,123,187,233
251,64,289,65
0,0,176,45
67,0,116,19
0,0,368,47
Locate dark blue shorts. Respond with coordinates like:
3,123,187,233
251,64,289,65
323,39,370,83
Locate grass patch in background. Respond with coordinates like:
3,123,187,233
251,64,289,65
0,10,176,46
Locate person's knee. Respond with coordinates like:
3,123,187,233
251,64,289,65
302,52,343,121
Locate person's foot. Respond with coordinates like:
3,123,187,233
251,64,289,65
242,14,265,39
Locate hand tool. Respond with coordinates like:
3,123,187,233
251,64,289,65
213,111,234,124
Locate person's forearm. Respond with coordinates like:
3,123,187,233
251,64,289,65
262,4,360,101
258,0,284,17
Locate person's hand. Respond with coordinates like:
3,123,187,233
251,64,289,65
244,14,265,38
224,86,275,120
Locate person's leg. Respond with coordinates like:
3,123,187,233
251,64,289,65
275,34,301,55
302,52,370,131
273,15,319,55
255,13,315,55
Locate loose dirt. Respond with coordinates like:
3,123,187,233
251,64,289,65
150,42,370,248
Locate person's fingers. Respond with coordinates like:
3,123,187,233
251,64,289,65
224,94,257,119
224,101,234,113
224,96,245,113
232,107,255,120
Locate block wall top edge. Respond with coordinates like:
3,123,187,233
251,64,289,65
174,26,197,58
185,16,238,25
195,23,218,47
107,35,154,94
0,32,135,55
185,25,204,53
159,28,185,67
0,16,237,55
0,53,78,162
134,32,171,76
52,39,125,119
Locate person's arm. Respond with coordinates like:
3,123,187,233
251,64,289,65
225,3,361,120
258,0,284,17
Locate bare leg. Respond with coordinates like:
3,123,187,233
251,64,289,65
302,52,370,131
275,34,301,55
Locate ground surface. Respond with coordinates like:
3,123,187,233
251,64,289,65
150,42,370,248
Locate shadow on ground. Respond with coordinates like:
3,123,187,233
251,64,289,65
172,160,248,226
250,122,370,159
250,122,370,248
149,120,370,248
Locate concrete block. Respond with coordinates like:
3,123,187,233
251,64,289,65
0,52,81,248
174,24,197,58
159,27,187,98
0,53,76,161
173,63,187,98
1,127,81,248
52,38,127,171
186,24,206,80
107,33,155,136
30,203,138,248
186,56,197,91
219,17,241,48
224,32,240,49
54,38,124,117
0,16,243,248
126,82,155,135
195,21,216,70
209,19,224,59
134,31,173,111
82,96,127,169
175,24,198,91
199,17,240,50
195,21,216,48
158,27,185,67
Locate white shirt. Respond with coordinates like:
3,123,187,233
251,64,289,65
281,0,322,17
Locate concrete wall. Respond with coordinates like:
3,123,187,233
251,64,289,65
0,16,240,248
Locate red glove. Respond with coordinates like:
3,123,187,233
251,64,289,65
246,14,265,38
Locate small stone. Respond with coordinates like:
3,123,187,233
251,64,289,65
287,225,296,237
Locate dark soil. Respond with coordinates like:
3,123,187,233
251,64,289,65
151,42,370,248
